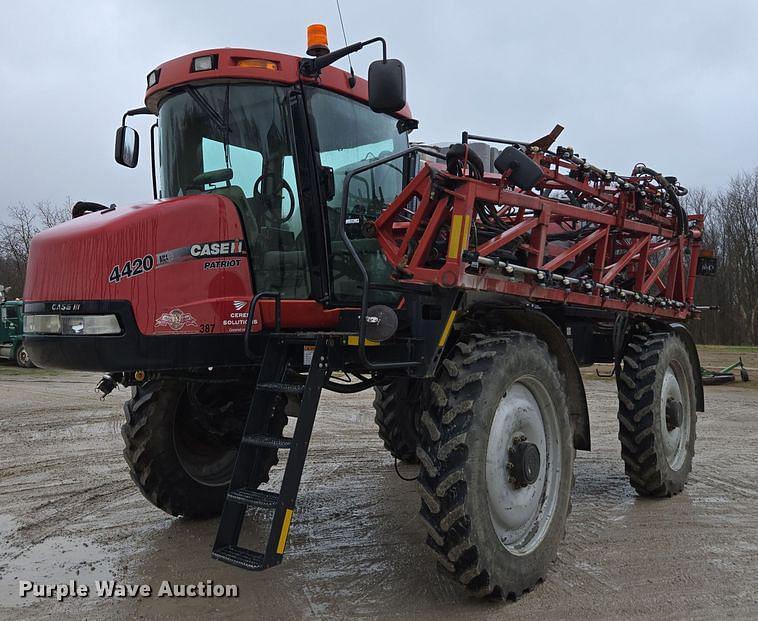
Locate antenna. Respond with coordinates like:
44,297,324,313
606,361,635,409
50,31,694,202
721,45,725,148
335,0,356,87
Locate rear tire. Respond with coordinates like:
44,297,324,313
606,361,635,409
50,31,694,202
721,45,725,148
617,332,697,497
416,331,574,598
122,379,287,518
373,378,423,463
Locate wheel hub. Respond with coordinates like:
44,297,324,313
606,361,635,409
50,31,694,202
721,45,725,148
665,398,683,431
508,437,541,487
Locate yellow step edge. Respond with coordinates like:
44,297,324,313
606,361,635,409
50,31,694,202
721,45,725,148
276,508,294,555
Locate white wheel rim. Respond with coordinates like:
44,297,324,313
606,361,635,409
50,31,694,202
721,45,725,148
660,361,691,470
485,378,561,555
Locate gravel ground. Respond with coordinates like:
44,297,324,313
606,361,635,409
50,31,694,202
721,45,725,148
0,354,756,620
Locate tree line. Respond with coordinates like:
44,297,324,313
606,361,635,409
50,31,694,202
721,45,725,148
685,171,758,346
0,201,69,298
1,172,756,345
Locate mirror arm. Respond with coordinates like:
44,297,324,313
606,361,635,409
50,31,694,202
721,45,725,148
120,106,152,126
363,36,387,62
300,37,387,77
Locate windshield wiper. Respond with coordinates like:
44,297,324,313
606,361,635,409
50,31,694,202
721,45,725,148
186,85,230,136
185,84,233,175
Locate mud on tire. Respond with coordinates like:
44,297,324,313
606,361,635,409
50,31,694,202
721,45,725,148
416,331,574,598
373,378,424,463
617,331,697,497
122,379,287,518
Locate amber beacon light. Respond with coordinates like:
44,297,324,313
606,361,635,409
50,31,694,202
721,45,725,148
306,24,329,57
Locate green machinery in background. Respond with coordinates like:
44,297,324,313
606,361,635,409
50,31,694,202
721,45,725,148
0,286,34,367
701,357,750,385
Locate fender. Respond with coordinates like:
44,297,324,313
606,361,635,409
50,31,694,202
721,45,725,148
465,303,591,451
658,321,705,413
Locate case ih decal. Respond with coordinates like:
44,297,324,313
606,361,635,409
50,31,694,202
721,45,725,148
189,239,246,258
154,308,199,331
109,240,246,284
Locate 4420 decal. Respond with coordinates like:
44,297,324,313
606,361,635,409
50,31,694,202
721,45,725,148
108,239,246,284
108,255,154,283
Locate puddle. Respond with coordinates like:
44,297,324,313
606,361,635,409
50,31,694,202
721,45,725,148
0,535,115,608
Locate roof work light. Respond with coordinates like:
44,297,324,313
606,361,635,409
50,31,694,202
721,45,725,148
191,54,218,72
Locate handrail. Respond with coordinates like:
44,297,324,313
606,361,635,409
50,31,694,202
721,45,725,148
244,291,281,358
338,145,445,369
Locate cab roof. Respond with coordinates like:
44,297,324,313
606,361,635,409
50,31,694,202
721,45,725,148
144,47,411,118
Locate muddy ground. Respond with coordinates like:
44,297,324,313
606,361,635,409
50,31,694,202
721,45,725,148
0,348,756,620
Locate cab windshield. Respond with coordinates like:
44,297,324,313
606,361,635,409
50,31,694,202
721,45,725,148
158,83,309,298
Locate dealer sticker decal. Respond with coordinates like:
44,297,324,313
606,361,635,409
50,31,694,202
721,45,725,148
155,308,198,331
222,300,258,332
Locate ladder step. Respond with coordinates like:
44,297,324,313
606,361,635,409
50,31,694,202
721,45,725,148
212,336,328,573
227,487,279,508
257,381,305,395
212,545,265,571
241,434,293,449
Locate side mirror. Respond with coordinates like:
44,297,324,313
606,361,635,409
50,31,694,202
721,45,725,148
115,126,139,168
368,59,406,113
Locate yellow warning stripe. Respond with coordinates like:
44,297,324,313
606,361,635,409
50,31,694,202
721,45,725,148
346,335,380,346
438,310,458,347
447,214,463,259
447,214,472,259
276,508,294,554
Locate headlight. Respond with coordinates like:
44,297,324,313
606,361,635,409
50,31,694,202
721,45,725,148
24,314,61,334
24,314,121,335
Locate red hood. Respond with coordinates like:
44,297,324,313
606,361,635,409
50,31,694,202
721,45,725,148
24,195,253,335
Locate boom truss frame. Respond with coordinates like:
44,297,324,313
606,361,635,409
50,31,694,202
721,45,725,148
372,142,704,321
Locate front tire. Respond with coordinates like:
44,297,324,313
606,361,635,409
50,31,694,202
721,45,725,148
122,379,287,518
617,331,697,496
416,331,574,598
15,345,34,368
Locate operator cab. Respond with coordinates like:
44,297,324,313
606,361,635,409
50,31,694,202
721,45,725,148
116,30,414,308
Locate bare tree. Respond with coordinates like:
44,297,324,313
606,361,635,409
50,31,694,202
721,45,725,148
687,170,758,345
37,198,71,229
0,201,69,295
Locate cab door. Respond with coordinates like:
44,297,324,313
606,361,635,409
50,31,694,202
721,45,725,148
303,87,410,305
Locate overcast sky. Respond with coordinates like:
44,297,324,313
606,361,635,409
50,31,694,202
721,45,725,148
1,0,756,219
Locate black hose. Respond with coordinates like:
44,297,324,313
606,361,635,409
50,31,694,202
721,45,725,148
636,165,687,236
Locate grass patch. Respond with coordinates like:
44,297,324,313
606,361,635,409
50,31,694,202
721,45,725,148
697,344,758,353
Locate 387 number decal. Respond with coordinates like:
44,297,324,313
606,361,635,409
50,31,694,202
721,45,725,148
109,254,154,284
